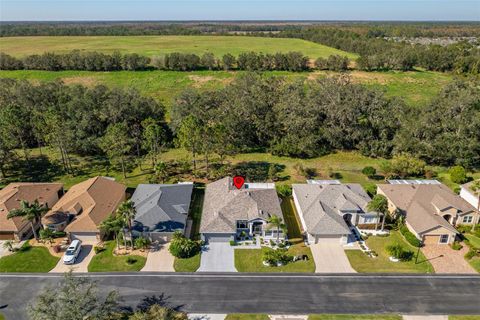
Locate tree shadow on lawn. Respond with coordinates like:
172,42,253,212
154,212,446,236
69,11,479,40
6,155,63,183
231,161,289,182
119,294,185,314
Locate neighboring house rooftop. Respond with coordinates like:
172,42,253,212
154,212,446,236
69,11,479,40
43,176,125,233
293,183,372,235
131,183,194,233
0,182,63,233
461,180,480,195
377,183,476,235
200,177,283,234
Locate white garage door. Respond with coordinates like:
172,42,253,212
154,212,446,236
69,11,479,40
315,235,344,244
70,232,98,244
204,234,233,243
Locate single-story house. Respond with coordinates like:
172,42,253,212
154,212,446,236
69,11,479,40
377,181,479,245
131,182,194,242
292,180,379,245
460,180,480,212
200,177,285,243
42,176,126,242
0,182,63,240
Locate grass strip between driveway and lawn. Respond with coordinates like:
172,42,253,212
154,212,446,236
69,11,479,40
225,314,270,320
465,234,480,249
234,242,315,273
308,315,402,320
0,241,59,273
173,253,201,272
345,231,434,273
87,241,146,272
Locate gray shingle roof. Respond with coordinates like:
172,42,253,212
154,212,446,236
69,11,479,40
293,183,373,236
132,183,193,233
200,177,283,234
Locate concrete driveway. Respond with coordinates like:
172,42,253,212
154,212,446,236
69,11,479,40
0,240,7,258
198,242,236,272
50,243,95,273
421,243,476,274
310,240,356,273
141,242,175,272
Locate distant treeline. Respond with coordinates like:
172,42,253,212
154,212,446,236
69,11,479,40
1,22,479,37
0,51,349,72
278,28,480,74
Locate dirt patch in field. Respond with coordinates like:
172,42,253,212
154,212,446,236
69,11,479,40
348,71,393,85
61,76,98,86
188,75,233,88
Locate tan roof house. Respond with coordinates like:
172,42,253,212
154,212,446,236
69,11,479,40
200,177,285,243
460,180,480,211
42,176,126,242
377,182,479,245
0,182,63,240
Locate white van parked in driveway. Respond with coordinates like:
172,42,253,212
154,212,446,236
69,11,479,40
63,239,82,264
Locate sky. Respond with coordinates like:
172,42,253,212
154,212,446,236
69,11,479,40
1,0,479,21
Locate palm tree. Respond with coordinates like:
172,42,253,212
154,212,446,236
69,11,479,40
99,215,124,250
7,200,48,240
117,200,136,250
367,194,389,231
267,215,287,244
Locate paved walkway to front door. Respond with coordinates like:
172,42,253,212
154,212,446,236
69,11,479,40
141,242,175,272
421,243,476,273
310,240,356,273
198,242,236,272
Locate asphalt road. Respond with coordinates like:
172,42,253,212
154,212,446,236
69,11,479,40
1,273,480,319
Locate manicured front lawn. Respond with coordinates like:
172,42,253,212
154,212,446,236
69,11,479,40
174,253,201,272
468,257,480,273
0,313,5,320
88,241,146,272
281,196,302,240
449,316,480,320
235,243,315,272
0,241,59,273
225,314,270,320
465,234,480,249
345,231,434,273
309,315,402,320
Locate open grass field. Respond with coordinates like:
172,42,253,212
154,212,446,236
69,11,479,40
87,241,146,272
0,69,457,107
0,241,59,273
234,243,315,272
0,35,356,59
345,231,434,273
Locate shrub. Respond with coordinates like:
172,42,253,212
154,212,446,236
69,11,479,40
52,231,66,238
263,248,293,266
276,184,292,197
169,231,201,258
364,184,377,197
362,166,377,178
449,166,468,184
450,241,463,250
126,257,137,265
229,240,237,246
387,244,414,261
399,225,422,247
134,237,151,250
94,245,106,254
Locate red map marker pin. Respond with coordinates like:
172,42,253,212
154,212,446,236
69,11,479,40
233,176,245,189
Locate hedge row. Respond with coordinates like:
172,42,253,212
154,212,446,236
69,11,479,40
399,225,422,247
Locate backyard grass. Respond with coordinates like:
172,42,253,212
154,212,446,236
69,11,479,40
173,253,201,272
225,315,270,320
234,242,315,272
345,231,434,273
281,196,303,240
0,69,457,107
0,35,356,59
87,241,146,272
0,241,59,273
188,187,205,240
308,315,402,320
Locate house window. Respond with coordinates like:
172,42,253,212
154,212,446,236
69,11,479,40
363,216,376,224
439,234,449,244
236,220,248,229
463,216,473,223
